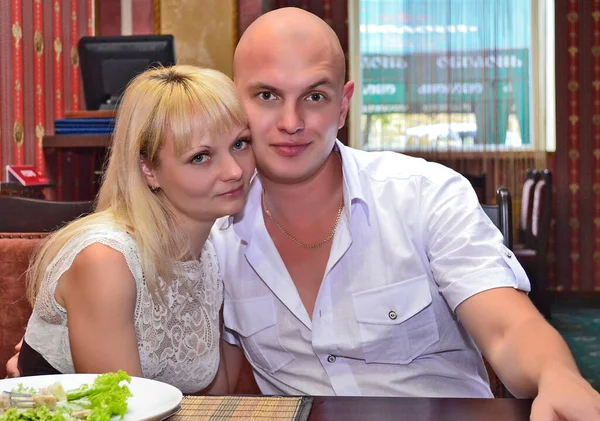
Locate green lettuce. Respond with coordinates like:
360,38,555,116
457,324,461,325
0,371,132,421
0,406,73,421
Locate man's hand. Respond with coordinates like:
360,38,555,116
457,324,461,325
531,364,600,421
5,339,22,378
457,288,600,420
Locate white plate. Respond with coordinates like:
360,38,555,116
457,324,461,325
0,374,182,421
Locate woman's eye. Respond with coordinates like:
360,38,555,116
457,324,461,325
307,93,325,102
191,153,209,164
233,138,251,151
259,92,276,101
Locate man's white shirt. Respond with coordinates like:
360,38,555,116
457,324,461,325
211,141,530,397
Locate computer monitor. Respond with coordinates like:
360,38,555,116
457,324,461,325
78,34,176,111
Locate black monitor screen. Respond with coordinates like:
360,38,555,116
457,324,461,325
78,34,176,110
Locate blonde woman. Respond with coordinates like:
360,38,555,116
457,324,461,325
17,65,255,394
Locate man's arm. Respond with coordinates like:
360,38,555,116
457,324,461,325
201,311,245,395
457,287,600,420
201,340,259,394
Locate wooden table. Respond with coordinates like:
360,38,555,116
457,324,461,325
307,396,532,421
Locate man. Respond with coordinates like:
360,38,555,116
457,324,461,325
211,6,600,421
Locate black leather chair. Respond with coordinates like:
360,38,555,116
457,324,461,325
0,196,95,232
482,187,513,250
514,170,552,319
517,169,540,248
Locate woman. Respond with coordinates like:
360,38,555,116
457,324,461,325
17,65,255,394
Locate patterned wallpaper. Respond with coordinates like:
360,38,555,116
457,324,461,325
555,0,600,292
0,0,92,196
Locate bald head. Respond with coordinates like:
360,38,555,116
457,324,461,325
231,8,355,185
233,7,345,84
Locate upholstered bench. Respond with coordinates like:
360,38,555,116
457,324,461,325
0,233,47,378
0,231,261,394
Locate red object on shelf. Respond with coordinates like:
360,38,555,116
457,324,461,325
5,165,50,186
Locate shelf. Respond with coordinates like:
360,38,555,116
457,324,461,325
43,134,111,148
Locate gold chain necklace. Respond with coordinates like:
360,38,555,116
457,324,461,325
262,153,344,249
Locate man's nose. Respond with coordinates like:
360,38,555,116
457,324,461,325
277,102,304,134
220,153,244,181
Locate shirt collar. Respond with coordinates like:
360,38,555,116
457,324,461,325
335,140,371,226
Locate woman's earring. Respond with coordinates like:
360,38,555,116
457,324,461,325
150,185,160,193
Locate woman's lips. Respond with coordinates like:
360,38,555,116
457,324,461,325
218,185,244,198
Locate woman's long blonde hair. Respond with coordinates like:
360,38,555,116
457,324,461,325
27,65,247,305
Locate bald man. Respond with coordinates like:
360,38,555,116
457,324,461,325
211,7,600,421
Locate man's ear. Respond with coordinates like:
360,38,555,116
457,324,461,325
140,159,159,189
338,81,355,129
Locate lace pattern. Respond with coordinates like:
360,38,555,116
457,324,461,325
24,224,222,394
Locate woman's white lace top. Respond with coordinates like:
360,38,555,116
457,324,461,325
24,224,223,394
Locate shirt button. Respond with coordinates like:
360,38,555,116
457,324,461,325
388,310,398,320
327,355,336,363
505,250,512,258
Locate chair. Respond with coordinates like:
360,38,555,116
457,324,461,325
481,187,513,398
514,170,552,319
0,196,94,378
517,169,540,248
462,172,487,204
0,196,94,232
482,187,513,249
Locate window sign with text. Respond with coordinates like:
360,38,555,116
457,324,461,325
360,0,532,150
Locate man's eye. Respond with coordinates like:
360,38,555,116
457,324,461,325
191,153,209,164
259,92,276,100
233,138,251,150
307,93,325,102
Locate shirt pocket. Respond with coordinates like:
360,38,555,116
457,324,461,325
224,295,294,374
352,275,439,364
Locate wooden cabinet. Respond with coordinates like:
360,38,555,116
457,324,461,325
43,135,111,201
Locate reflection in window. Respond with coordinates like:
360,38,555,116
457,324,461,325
358,0,532,151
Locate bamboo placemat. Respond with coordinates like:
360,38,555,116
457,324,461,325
168,395,313,421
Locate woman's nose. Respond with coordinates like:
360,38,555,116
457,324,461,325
220,153,244,181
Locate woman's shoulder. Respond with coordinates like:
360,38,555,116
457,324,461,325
72,221,134,243
62,222,137,256
63,242,136,300
42,220,141,318
52,221,141,278
71,241,131,268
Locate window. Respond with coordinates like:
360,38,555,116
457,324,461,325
348,0,555,152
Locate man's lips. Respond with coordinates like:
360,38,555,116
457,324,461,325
271,143,309,156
